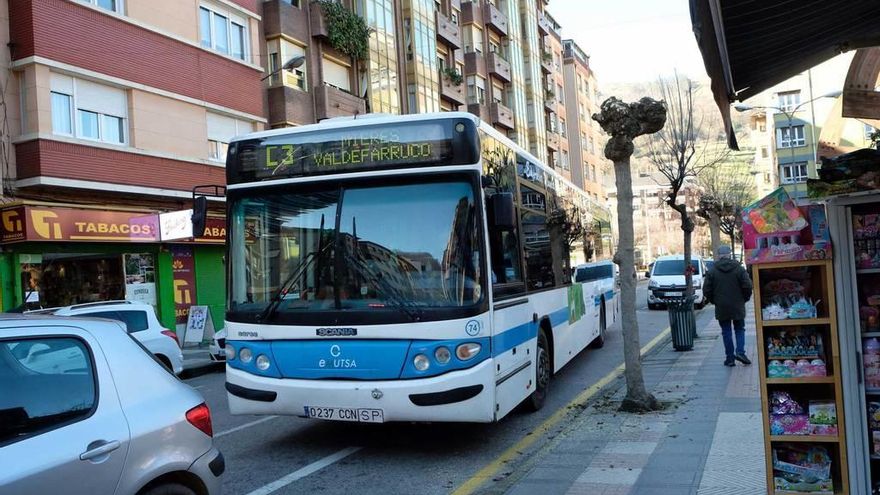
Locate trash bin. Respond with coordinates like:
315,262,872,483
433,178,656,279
668,297,696,351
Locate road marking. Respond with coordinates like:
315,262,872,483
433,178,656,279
215,416,278,438
451,326,672,495
244,446,363,495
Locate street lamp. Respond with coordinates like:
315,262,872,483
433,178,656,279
261,55,306,82
734,90,841,187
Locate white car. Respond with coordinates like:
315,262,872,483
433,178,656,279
30,301,184,375
647,255,708,310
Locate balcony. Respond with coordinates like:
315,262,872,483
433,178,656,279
486,52,511,82
310,1,330,39
440,71,466,106
540,51,553,74
544,92,555,112
263,0,309,38
547,131,560,151
460,1,482,25
467,102,489,121
537,12,552,36
268,85,314,125
464,51,485,76
490,102,514,130
315,83,366,120
435,11,461,49
482,2,508,36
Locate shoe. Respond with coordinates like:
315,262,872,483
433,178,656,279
724,359,735,367
735,353,752,365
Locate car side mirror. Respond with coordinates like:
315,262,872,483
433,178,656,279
645,271,651,278
490,192,516,229
192,196,208,237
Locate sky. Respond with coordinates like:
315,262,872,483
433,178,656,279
547,0,708,85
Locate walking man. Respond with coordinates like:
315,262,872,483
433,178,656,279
703,245,753,367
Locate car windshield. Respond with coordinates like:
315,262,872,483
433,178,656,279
229,179,484,321
653,260,701,276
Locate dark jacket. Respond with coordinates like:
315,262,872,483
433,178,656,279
703,258,753,321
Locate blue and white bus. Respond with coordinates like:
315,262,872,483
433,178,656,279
221,112,616,423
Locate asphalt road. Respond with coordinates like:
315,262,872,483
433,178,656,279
185,282,687,495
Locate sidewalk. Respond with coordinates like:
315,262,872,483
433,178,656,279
503,305,764,495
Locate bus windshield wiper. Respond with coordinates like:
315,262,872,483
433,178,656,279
258,243,333,323
343,248,422,322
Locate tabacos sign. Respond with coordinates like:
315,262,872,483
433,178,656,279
0,206,159,243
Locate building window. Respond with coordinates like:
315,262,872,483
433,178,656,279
79,0,123,13
559,117,566,138
199,4,248,61
467,75,486,105
322,57,351,91
207,112,254,163
781,162,808,184
50,74,127,145
777,125,806,148
560,150,569,170
777,90,801,113
267,38,307,89
51,92,73,135
464,25,483,53
760,146,769,158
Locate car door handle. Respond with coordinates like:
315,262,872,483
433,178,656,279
80,440,121,461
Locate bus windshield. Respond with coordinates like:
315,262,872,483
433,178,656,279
229,179,484,323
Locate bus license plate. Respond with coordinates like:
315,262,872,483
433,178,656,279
304,406,384,423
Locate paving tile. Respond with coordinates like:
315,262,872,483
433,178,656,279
602,441,658,455
566,482,632,495
576,467,642,485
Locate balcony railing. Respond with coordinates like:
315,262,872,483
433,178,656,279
490,102,514,130
487,52,511,83
435,10,461,49
482,2,508,36
315,83,365,120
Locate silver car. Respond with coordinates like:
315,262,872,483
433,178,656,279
0,315,223,495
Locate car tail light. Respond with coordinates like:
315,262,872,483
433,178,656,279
186,403,213,437
161,330,180,347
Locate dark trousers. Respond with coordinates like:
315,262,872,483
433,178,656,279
719,319,745,360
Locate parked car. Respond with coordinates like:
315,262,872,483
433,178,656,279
208,328,226,362
0,315,223,495
28,301,184,375
647,255,708,310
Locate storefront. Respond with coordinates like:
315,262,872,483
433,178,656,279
0,204,226,334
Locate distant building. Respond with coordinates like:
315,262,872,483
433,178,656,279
562,39,605,203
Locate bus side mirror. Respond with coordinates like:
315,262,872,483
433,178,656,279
490,193,516,229
192,196,208,237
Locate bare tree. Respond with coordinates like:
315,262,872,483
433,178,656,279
698,160,755,259
645,76,728,301
593,96,666,413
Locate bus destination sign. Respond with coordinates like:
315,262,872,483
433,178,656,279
248,121,459,180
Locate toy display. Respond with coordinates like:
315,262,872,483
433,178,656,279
772,444,834,494
760,272,824,320
769,392,839,436
869,403,880,456
854,213,880,270
808,401,838,436
766,328,825,360
742,189,832,264
865,338,880,390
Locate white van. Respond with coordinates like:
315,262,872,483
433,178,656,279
647,255,708,310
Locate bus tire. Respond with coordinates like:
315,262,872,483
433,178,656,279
525,330,550,412
590,300,607,349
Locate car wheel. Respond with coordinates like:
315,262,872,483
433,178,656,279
589,301,606,349
142,483,196,495
524,330,550,412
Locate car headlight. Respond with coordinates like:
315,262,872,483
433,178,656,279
413,354,430,371
239,347,253,364
649,279,659,288
456,343,482,360
225,345,236,360
256,354,271,371
434,346,451,364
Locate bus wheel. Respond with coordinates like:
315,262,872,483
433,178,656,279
590,301,607,349
525,330,550,412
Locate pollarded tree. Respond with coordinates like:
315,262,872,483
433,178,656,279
593,96,666,413
645,76,728,301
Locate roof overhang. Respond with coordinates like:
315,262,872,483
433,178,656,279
690,0,880,149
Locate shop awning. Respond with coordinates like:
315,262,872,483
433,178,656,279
690,0,880,149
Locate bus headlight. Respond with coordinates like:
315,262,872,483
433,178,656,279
456,343,481,360
434,346,451,364
225,345,236,360
256,354,271,371
239,347,253,364
414,354,431,371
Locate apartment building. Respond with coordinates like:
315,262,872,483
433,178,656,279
562,38,604,202
3,0,266,330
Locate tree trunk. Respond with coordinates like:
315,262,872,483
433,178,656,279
681,210,694,301
708,212,721,260
730,231,736,260
614,159,659,413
